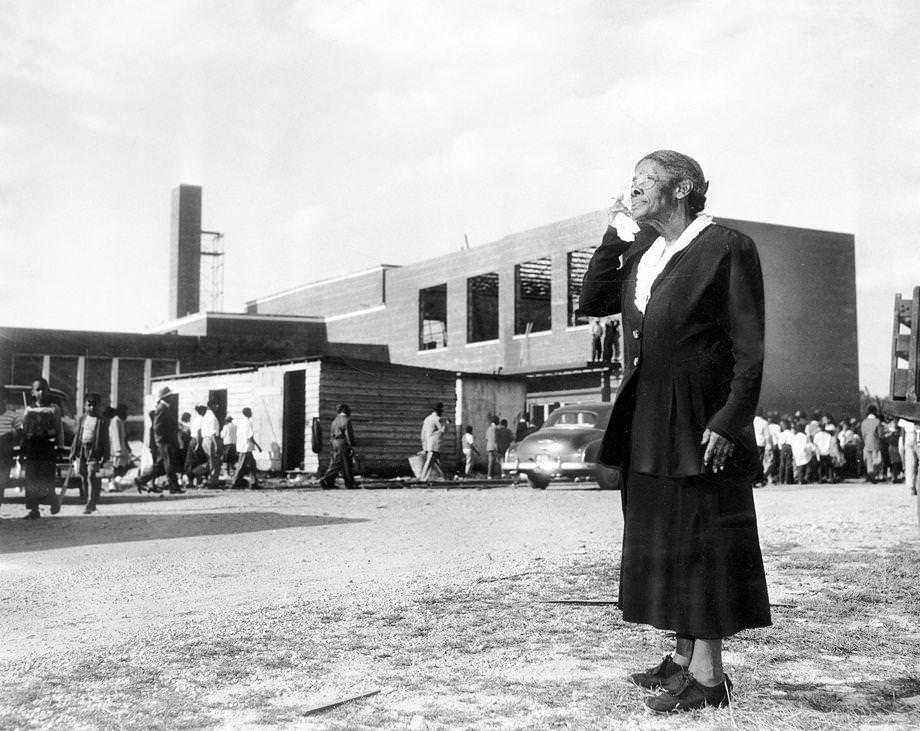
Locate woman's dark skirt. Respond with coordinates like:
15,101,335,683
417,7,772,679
619,470,771,639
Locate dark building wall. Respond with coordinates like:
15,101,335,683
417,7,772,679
192,316,329,347
318,358,460,477
157,315,391,364
170,184,202,320
721,218,859,419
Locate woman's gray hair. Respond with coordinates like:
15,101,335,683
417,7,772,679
639,149,709,215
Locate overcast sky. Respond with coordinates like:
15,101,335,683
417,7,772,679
1,0,918,396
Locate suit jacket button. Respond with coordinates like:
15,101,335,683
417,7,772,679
632,356,640,367
632,329,640,339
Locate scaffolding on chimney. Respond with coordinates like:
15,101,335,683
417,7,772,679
199,229,224,312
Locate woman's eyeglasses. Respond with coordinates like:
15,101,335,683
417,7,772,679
630,174,662,192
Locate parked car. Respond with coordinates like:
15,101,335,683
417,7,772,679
501,402,621,490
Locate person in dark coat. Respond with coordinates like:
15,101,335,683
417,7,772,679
579,149,770,714
20,377,64,520
601,316,620,363
320,404,357,489
134,387,184,494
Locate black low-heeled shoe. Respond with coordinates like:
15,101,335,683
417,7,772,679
628,655,685,689
644,670,732,713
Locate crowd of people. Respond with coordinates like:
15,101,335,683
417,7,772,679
461,414,537,480
313,401,540,489
589,315,621,363
0,382,264,519
135,389,262,494
753,405,919,492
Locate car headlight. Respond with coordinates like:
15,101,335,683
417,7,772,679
505,446,517,461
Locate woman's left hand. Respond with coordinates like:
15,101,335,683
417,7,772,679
701,428,734,472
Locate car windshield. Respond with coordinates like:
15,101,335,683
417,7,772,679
545,409,602,428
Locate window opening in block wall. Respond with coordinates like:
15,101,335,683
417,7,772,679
84,358,112,408
117,359,146,441
567,247,596,326
11,354,44,391
49,356,79,415
514,257,552,335
419,284,448,350
467,272,499,343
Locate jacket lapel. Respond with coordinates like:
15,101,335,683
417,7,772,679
647,225,712,299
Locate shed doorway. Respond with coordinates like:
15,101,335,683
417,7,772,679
282,370,306,471
208,389,227,425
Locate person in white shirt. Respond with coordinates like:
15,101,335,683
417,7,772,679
184,405,207,487
898,419,919,495
231,408,262,489
812,426,835,483
200,402,222,488
777,419,795,485
419,403,445,481
221,416,238,478
107,404,133,489
766,412,781,484
790,423,812,484
752,412,771,486
461,425,479,477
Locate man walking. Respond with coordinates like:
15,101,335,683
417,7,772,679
861,405,882,483
230,408,262,489
485,416,499,479
320,404,357,489
420,403,445,482
135,387,184,495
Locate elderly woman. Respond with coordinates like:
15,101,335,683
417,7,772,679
580,150,771,712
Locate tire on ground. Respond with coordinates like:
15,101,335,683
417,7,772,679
527,474,550,490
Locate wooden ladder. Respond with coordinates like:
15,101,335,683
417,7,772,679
890,286,920,403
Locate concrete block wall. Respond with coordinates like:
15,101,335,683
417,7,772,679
323,210,608,376
246,210,861,418
248,268,392,318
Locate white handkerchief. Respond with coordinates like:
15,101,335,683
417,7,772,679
613,212,640,243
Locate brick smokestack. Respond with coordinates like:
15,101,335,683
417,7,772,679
169,184,202,319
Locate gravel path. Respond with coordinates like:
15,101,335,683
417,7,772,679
1,480,918,728
1,483,619,666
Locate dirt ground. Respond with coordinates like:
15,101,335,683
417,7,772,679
1,479,919,729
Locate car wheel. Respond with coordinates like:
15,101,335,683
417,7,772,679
527,474,550,490
595,465,621,490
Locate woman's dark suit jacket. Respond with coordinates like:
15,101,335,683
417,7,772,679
579,220,764,478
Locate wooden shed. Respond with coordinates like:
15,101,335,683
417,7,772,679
150,356,527,477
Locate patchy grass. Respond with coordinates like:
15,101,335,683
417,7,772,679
3,545,920,729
